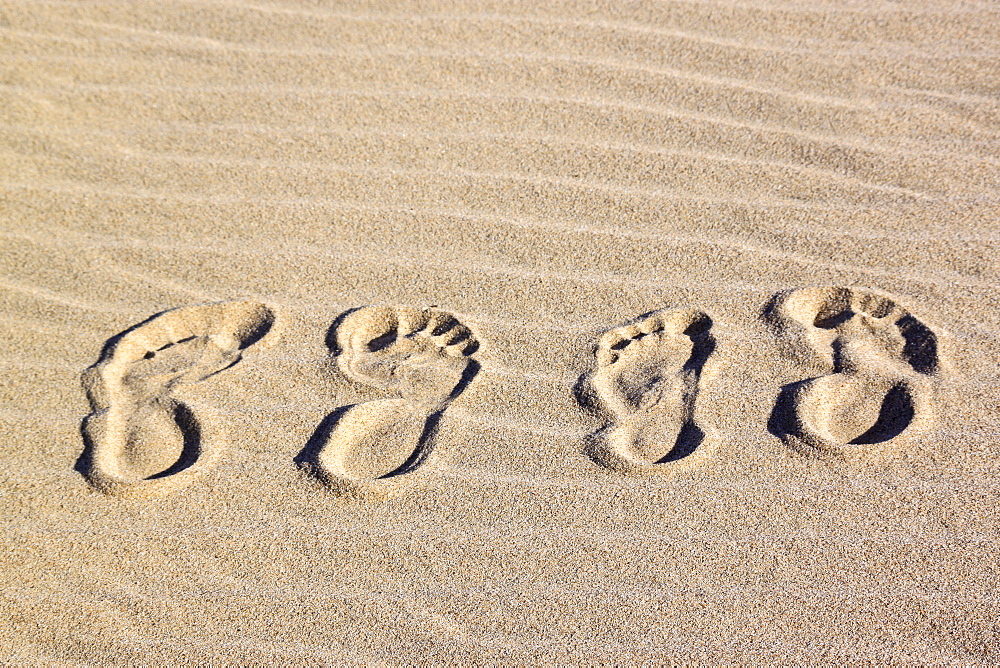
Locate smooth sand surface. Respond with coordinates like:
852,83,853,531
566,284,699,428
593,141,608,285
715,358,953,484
2,0,999,662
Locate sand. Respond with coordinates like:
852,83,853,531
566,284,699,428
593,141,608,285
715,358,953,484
1,0,998,663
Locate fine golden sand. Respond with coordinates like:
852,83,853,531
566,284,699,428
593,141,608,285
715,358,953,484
2,0,999,662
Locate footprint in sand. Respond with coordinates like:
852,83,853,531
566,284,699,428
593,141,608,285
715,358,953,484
302,306,479,497
764,286,941,459
79,300,276,498
582,309,716,474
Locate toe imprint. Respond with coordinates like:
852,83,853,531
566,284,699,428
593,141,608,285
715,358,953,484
335,305,478,407
584,308,715,474
79,300,276,498
303,305,480,497
764,286,940,459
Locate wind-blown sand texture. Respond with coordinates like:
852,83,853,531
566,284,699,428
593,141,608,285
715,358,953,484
2,0,999,662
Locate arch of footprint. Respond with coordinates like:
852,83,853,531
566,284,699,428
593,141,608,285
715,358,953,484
78,287,943,499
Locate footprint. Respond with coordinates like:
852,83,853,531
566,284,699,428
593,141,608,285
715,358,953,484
301,305,479,497
764,286,941,459
582,309,716,474
79,300,276,497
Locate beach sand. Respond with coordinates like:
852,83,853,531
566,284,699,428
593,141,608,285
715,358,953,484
1,0,998,662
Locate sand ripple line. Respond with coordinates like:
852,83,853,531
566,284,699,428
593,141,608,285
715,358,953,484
3,195,994,295
61,5,996,58
7,81,992,162
22,121,942,197
3,37,920,116
116,146,940,202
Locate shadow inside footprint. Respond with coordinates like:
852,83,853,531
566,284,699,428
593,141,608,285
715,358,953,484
657,421,705,463
898,314,939,375
767,381,805,446
684,319,716,371
147,402,204,478
297,405,353,474
848,383,915,445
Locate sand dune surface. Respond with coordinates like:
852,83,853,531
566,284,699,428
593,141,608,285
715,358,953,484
1,0,999,662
